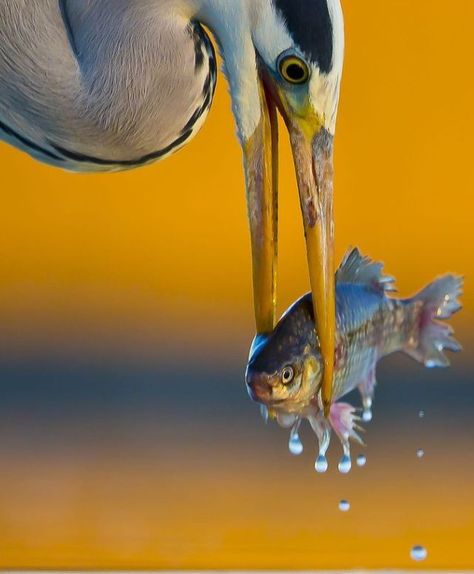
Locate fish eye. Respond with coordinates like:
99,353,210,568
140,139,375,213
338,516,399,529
277,54,310,85
281,365,294,385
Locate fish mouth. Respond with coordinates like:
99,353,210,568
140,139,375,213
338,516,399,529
246,383,288,409
245,370,278,404
246,383,269,403
246,380,271,403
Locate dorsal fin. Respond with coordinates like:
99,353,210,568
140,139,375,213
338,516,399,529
336,248,396,293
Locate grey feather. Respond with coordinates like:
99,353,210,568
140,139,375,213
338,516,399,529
0,0,215,171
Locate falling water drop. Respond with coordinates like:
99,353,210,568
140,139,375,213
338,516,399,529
338,454,351,474
315,454,328,473
289,433,303,456
362,408,373,422
362,397,373,422
418,410,425,419
356,454,367,467
313,423,330,474
416,448,425,459
338,499,350,512
410,545,427,562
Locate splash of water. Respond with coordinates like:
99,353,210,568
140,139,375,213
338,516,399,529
288,433,303,455
315,454,328,473
356,454,367,467
416,448,425,458
337,439,352,474
338,499,350,512
288,422,303,456
315,430,330,473
362,408,373,422
410,545,427,561
338,454,352,474
362,397,373,422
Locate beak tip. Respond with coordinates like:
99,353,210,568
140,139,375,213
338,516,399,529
323,400,331,418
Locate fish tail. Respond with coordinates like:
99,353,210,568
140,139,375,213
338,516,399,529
405,275,463,367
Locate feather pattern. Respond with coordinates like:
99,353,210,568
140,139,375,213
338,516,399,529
0,0,216,171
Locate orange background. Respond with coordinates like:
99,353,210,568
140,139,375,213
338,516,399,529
0,0,473,569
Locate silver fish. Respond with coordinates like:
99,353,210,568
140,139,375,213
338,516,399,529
245,248,463,473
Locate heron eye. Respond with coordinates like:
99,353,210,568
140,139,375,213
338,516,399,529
278,55,310,85
281,366,294,384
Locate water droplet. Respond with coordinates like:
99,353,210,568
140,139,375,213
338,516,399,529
289,433,303,456
417,448,425,458
362,408,373,422
338,499,350,512
356,454,367,467
410,545,427,562
315,454,328,473
418,410,425,418
338,454,351,474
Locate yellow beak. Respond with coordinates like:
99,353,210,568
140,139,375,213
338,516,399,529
242,80,279,335
288,125,336,417
242,75,336,416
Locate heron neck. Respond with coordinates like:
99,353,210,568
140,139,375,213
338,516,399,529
190,0,262,141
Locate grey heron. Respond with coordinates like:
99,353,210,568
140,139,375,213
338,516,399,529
0,0,344,412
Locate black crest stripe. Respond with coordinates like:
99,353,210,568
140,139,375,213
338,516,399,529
274,0,333,74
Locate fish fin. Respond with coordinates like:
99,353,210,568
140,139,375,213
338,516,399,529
336,248,396,293
405,275,463,367
329,402,365,446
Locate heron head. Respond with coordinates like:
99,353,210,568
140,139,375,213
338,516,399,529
200,0,344,412
252,0,344,139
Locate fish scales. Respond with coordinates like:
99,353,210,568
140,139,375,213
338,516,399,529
333,285,418,400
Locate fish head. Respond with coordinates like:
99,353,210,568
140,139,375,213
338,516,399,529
245,296,323,411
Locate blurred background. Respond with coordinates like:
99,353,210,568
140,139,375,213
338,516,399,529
0,0,473,569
